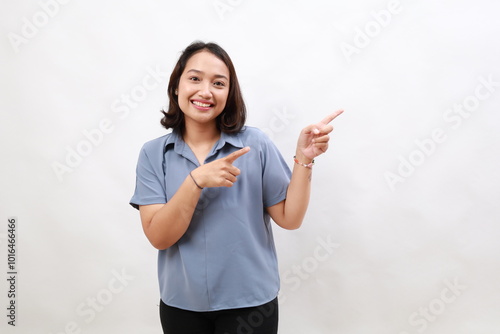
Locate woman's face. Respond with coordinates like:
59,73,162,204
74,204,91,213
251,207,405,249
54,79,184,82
177,50,230,129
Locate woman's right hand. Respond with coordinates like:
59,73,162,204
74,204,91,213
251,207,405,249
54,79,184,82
190,147,250,188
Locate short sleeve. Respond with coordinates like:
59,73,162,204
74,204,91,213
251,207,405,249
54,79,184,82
260,134,292,208
130,144,167,210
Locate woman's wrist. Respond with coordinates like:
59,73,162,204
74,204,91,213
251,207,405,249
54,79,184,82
294,151,314,164
189,171,203,189
189,169,204,189
294,151,315,169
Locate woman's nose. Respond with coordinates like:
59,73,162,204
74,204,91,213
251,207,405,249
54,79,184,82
198,83,212,99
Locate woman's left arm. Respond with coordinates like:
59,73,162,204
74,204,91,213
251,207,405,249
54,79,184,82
267,110,343,230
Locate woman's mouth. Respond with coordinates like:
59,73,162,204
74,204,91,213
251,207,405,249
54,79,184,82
191,100,214,110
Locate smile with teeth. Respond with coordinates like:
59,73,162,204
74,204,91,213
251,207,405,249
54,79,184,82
192,101,214,108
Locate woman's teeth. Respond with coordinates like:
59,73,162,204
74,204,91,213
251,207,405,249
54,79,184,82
192,101,212,107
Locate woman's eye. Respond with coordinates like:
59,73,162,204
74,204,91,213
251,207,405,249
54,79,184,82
189,76,200,82
214,81,226,87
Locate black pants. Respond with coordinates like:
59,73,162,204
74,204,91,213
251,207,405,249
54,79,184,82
159,297,279,334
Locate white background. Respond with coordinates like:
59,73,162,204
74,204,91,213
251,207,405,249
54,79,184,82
1,0,499,333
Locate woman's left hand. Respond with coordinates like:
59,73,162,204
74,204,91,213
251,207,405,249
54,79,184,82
296,109,344,161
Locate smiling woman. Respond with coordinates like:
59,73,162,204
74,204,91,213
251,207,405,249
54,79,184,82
160,42,246,134
177,52,230,129
129,40,342,334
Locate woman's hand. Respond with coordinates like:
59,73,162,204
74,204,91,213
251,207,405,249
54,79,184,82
190,147,250,188
296,110,344,161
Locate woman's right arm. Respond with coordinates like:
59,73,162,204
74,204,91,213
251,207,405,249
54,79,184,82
139,146,250,250
139,175,202,250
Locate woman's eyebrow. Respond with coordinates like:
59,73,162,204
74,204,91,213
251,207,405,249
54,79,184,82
187,69,228,81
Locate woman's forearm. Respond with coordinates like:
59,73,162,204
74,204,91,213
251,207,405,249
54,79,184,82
270,152,313,230
142,175,202,249
285,161,313,228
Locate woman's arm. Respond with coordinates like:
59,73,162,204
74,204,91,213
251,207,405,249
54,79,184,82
139,147,250,250
139,175,202,250
267,110,343,230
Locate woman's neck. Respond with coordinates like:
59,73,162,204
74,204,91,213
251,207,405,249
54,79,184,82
182,121,221,148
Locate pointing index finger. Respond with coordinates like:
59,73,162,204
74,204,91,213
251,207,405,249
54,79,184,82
225,146,250,164
321,109,344,124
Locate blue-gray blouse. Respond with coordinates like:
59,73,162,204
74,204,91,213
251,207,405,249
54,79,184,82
130,126,291,311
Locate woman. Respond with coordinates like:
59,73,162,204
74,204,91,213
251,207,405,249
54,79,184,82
130,41,343,334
